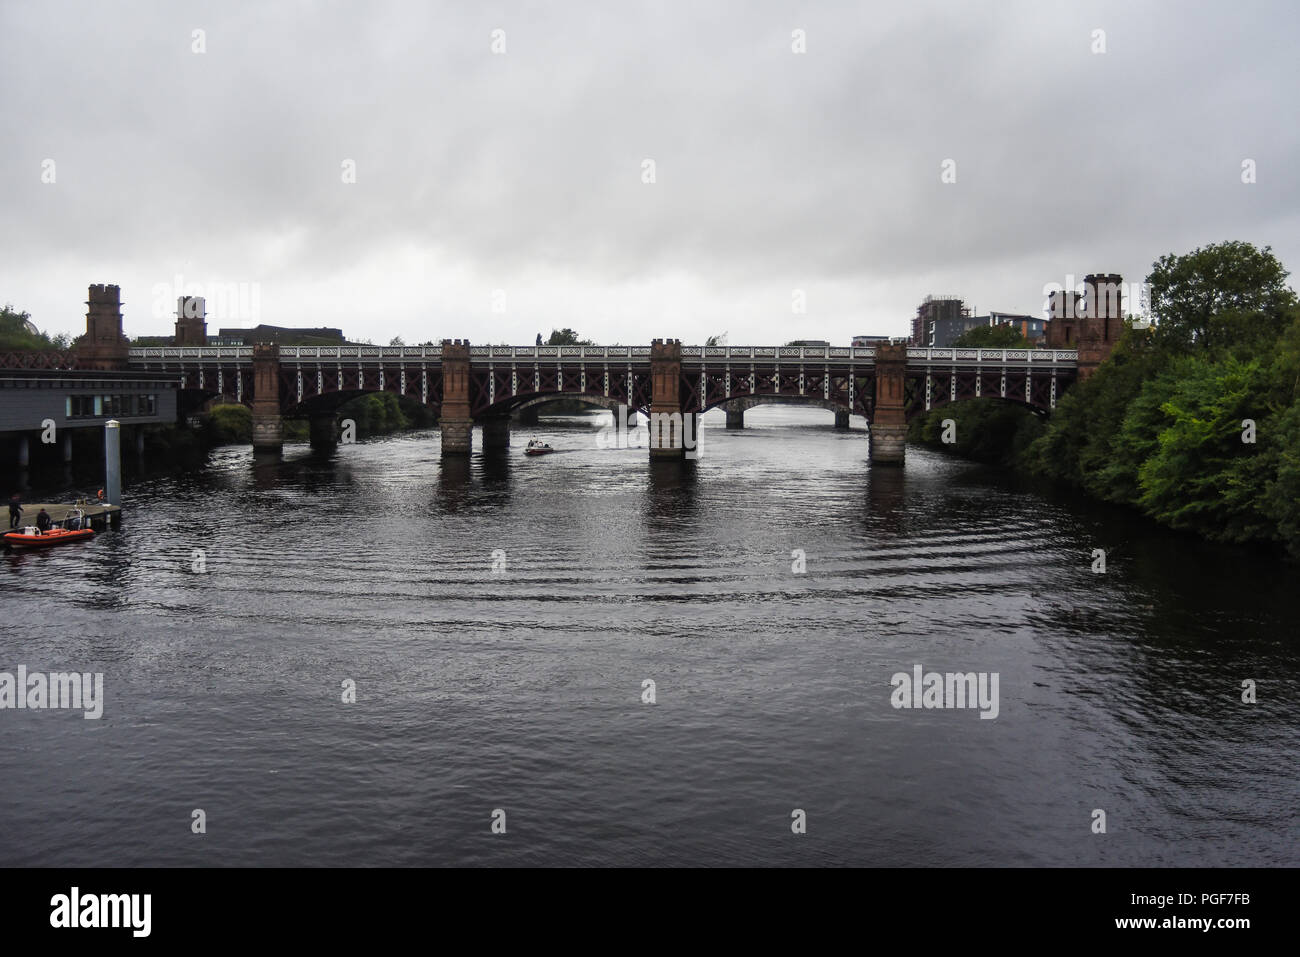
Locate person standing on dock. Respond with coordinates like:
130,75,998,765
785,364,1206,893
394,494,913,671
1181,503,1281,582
7,494,21,529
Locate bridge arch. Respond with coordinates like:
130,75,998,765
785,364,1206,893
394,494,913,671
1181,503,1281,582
914,393,1051,421
707,394,853,416
478,391,650,419
902,367,1063,421
505,393,638,416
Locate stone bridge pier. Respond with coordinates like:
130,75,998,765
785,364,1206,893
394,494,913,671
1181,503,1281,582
870,343,907,465
440,339,473,455
251,342,283,458
649,339,685,459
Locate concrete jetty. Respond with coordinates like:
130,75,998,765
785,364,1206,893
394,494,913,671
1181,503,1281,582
8,501,120,532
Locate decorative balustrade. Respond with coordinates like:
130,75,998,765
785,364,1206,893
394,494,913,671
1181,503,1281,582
124,345,1079,367
907,348,1077,363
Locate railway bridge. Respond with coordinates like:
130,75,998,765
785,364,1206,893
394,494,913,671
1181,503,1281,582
125,338,1079,463
4,280,1132,465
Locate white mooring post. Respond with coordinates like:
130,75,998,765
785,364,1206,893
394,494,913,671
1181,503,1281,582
104,419,122,507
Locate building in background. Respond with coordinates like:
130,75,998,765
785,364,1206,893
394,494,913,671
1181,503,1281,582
968,312,1048,345
912,296,970,346
215,325,346,346
912,294,1052,347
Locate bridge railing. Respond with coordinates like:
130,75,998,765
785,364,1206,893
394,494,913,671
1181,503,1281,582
125,345,1080,364
471,346,655,358
908,348,1078,363
130,346,253,360
279,345,445,359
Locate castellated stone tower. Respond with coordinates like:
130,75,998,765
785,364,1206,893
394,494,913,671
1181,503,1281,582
76,283,131,370
1046,272,1123,380
174,296,208,345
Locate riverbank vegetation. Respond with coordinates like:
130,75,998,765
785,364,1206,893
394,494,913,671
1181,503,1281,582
1,304,71,350
201,392,433,445
911,241,1300,557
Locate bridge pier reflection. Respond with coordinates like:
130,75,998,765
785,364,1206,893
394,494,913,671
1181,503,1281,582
309,412,338,451
482,414,511,451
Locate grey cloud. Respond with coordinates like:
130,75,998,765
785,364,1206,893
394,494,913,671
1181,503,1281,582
2,0,1298,344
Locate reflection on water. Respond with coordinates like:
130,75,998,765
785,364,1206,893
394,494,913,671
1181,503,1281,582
1,406,1296,867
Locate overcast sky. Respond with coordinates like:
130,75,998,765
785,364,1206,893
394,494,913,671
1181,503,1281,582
3,0,1298,345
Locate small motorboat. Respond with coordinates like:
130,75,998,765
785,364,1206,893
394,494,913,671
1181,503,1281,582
3,525,96,549
524,440,555,456
3,507,96,550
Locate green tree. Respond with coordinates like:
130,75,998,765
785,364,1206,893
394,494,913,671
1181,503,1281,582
338,392,409,436
1,304,70,351
1148,241,1296,355
951,324,1031,348
1021,241,1300,557
1134,355,1273,542
204,404,253,444
547,328,593,346
910,398,1043,466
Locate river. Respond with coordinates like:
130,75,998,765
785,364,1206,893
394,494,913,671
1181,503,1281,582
2,407,1297,866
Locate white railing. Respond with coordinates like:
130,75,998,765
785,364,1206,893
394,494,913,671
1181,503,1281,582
908,348,1077,363
128,345,1079,365
129,347,254,359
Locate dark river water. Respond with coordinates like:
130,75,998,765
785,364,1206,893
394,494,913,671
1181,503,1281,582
2,407,1297,867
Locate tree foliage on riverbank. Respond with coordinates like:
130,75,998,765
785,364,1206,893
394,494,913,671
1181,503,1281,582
1024,242,1300,554
908,398,1043,466
915,242,1300,556
1,304,71,350
201,392,434,446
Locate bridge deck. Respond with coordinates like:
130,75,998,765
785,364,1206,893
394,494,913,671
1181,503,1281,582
123,345,1079,365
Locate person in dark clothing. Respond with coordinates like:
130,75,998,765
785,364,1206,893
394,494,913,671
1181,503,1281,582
8,495,21,529
35,508,52,532
536,333,543,346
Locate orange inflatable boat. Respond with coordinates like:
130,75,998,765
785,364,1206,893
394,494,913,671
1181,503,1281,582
3,525,96,549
